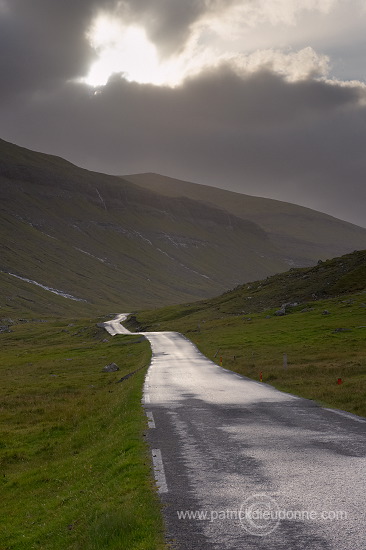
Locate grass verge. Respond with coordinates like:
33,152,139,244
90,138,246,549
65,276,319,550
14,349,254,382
0,317,165,550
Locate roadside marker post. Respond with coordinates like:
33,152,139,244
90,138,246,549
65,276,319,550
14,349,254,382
259,371,263,382
220,356,223,366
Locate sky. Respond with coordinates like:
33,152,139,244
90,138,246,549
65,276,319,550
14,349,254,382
1,0,366,227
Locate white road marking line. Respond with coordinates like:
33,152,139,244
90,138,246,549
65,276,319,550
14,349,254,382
146,410,156,429
324,408,366,423
144,393,151,403
152,449,168,493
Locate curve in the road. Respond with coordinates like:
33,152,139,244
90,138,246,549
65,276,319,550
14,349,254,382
103,314,366,550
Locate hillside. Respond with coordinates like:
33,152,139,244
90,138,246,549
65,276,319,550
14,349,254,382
125,173,366,266
0,139,288,316
1,138,366,317
129,249,366,329
195,248,366,317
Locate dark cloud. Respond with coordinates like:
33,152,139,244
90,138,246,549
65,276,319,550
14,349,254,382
0,0,235,101
112,0,237,56
0,1,365,227
1,62,365,226
0,0,116,99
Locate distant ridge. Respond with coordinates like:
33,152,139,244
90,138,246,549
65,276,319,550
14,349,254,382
1,138,366,316
0,139,284,315
124,172,366,266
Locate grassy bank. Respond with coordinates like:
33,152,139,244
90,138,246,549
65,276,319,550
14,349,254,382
0,318,165,550
130,291,366,417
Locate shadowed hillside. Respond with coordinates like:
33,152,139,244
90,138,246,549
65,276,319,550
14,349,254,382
1,138,366,317
0,139,288,315
125,173,366,266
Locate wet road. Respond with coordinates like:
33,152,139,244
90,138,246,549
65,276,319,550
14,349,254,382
104,315,366,550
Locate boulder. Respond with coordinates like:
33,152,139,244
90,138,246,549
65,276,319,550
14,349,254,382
102,362,120,372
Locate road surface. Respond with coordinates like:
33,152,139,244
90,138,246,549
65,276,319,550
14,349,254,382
103,315,366,550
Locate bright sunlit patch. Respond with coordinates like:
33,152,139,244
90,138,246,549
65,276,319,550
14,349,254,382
83,13,213,88
82,10,337,89
84,15,173,87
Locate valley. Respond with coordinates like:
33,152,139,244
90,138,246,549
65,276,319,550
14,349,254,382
1,139,365,550
1,138,366,317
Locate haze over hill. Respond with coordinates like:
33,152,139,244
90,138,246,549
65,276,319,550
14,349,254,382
125,173,366,266
1,138,366,315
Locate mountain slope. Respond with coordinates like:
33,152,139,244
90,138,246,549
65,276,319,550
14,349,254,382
124,173,366,265
127,249,366,329
0,139,288,315
196,248,366,317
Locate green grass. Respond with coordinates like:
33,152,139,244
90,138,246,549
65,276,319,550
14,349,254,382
130,291,366,417
0,317,165,550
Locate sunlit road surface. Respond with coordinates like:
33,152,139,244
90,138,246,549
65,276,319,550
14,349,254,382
104,315,366,550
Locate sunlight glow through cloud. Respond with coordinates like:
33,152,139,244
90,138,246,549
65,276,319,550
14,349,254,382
84,16,162,86
82,3,363,90
83,14,217,87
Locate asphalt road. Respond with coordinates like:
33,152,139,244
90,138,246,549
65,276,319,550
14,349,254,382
104,315,366,550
